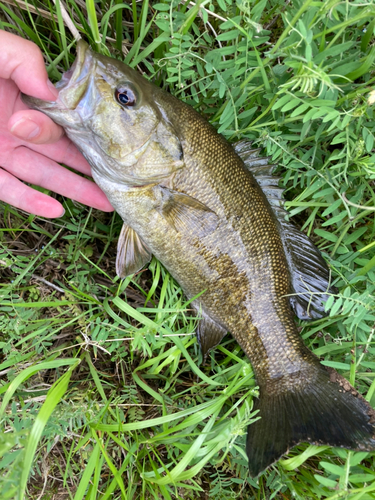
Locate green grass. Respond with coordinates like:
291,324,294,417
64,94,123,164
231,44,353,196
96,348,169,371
1,0,375,498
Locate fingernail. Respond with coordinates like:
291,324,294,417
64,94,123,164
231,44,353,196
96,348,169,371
47,79,59,99
59,208,66,218
10,118,41,140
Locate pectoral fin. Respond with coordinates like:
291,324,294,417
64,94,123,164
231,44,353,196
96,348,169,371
116,224,152,278
157,186,218,237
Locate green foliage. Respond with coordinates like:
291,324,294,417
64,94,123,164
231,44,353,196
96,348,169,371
1,0,375,498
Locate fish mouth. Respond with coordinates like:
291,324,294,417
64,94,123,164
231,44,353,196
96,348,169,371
56,40,90,92
56,40,93,110
21,40,93,113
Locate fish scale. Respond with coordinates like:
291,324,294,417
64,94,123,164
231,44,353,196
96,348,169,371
22,40,375,477
166,103,306,379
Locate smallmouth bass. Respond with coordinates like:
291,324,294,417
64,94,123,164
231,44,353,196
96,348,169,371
22,41,375,476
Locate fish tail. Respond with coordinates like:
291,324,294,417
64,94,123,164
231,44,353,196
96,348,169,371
246,365,375,477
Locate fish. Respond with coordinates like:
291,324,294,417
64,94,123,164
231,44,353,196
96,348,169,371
22,40,375,477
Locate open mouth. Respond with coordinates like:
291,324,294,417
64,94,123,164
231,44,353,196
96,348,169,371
56,40,90,91
55,40,94,110
21,40,91,112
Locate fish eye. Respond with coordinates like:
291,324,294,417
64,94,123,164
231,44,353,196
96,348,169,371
115,86,136,107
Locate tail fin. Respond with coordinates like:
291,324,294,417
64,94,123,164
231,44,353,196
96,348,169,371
246,366,375,477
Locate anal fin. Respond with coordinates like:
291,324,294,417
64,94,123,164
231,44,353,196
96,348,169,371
196,310,227,359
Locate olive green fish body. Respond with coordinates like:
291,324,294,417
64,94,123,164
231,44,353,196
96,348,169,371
98,100,308,384
22,41,375,477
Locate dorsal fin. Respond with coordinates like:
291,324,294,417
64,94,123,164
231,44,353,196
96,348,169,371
277,217,336,319
233,140,282,208
233,139,336,320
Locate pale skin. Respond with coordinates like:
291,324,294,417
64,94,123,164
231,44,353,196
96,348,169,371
0,31,113,217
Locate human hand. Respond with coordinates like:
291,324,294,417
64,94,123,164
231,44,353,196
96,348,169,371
0,30,113,217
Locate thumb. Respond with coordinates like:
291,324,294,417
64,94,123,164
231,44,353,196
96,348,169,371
8,109,64,144
0,30,58,101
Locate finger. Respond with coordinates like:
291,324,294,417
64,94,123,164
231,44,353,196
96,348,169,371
0,167,64,217
0,31,58,100
29,137,93,176
8,146,113,212
11,93,92,175
9,127,95,182
8,109,64,144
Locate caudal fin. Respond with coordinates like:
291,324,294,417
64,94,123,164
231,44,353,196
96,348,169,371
246,366,375,477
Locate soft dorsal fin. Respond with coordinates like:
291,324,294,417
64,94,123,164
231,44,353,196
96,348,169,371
276,216,336,319
116,224,152,278
234,139,336,320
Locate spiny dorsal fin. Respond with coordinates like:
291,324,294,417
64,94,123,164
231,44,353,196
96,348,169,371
255,175,280,187
233,140,280,207
233,138,336,320
116,224,152,278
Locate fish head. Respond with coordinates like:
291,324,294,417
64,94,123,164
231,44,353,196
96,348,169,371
21,40,183,187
